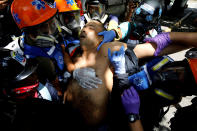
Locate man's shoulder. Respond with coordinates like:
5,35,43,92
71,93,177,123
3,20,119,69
99,41,127,54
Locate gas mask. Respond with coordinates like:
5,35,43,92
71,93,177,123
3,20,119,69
130,2,162,40
86,3,106,21
59,11,81,38
28,16,61,47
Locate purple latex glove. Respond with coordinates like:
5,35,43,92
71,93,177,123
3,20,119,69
121,86,140,115
144,32,172,56
97,30,116,51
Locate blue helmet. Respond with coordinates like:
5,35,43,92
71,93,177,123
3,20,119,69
132,0,162,24
131,0,162,40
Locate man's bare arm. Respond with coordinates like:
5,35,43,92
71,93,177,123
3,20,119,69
61,45,76,72
128,120,144,131
170,32,197,47
133,42,189,59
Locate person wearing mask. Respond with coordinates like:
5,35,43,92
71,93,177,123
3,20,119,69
97,0,163,51
81,0,119,36
54,0,82,58
10,0,102,97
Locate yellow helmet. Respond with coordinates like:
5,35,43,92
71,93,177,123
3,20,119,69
54,0,80,12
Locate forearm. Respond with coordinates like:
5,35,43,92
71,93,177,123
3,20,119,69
63,51,76,72
159,44,189,56
113,73,130,91
170,32,197,47
133,42,156,59
128,120,144,131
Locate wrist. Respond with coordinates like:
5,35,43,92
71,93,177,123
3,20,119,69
112,28,121,40
127,113,140,123
115,69,126,75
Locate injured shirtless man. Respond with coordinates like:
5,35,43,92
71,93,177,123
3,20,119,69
62,20,189,127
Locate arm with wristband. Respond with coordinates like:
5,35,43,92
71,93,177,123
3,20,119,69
143,32,197,56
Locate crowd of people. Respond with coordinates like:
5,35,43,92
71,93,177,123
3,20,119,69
0,0,197,130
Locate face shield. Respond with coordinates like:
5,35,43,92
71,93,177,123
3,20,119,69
87,3,105,20
35,16,60,36
27,16,61,47
59,11,81,37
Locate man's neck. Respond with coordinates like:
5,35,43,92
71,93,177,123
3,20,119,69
75,45,98,68
81,45,98,57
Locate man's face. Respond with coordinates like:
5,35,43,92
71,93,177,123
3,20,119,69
79,20,104,47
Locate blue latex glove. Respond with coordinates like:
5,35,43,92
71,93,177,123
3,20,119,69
128,70,150,91
108,46,126,74
128,56,173,90
121,86,140,115
65,39,80,47
97,30,116,51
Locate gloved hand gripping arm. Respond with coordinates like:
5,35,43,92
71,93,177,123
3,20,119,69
108,46,131,90
144,32,172,56
97,30,117,51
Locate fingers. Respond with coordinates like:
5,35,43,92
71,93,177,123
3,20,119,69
120,46,125,53
143,38,152,43
119,46,125,57
122,88,130,100
98,31,106,36
85,76,102,86
91,77,102,85
80,80,98,89
129,86,139,99
80,82,92,89
84,67,95,73
61,44,65,50
97,41,104,51
108,48,111,60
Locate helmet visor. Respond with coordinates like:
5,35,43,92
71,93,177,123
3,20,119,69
35,16,60,36
61,11,81,30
